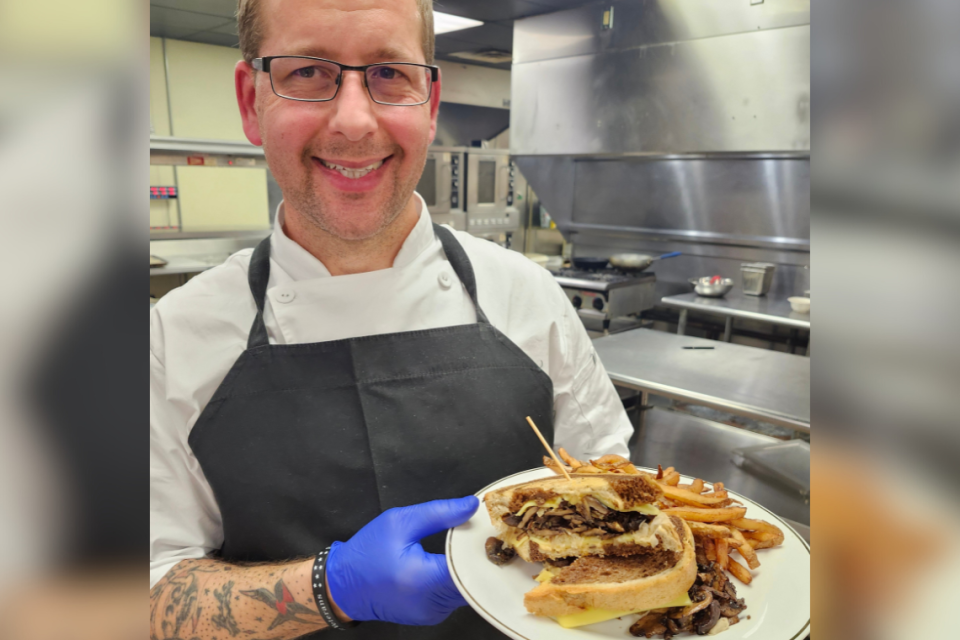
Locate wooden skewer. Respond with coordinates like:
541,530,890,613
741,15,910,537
526,416,572,480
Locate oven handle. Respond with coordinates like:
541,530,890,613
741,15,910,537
440,157,452,209
498,164,511,205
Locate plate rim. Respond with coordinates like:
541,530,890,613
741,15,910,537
446,466,810,640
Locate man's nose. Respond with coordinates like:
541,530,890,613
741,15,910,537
328,71,378,141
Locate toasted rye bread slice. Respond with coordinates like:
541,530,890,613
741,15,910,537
486,474,663,516
523,517,697,618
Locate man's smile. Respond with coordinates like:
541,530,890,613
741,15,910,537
311,154,395,192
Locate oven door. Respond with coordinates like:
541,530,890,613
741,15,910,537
466,152,509,216
416,152,452,215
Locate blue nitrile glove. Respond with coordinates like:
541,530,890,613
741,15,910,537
326,496,480,626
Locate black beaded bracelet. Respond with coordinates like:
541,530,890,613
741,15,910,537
312,547,359,631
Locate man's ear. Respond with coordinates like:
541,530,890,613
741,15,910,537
427,66,442,144
236,60,263,146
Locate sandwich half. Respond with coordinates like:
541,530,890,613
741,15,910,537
522,516,697,620
483,474,680,563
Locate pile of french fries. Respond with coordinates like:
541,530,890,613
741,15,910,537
546,451,785,585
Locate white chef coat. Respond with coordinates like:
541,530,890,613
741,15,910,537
150,195,633,586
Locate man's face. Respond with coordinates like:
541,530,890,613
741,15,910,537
237,0,439,240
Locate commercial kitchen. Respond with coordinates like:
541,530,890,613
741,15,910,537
150,0,810,545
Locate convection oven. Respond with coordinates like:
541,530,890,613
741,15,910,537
416,146,467,230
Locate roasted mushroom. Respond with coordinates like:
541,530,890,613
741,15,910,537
484,537,516,566
630,612,669,638
695,600,721,635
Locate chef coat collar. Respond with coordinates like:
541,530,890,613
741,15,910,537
269,192,435,282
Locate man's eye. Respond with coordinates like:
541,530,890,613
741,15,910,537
374,67,398,80
292,67,316,78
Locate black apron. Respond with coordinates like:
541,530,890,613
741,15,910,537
188,225,554,639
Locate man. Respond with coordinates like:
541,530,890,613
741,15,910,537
149,1,633,638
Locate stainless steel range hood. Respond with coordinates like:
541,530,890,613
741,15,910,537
511,0,810,297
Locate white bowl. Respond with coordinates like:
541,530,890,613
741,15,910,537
788,296,810,313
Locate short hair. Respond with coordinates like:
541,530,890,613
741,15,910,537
237,0,435,65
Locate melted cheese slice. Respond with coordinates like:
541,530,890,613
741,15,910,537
553,592,693,628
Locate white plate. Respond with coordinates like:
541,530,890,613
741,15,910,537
447,467,810,640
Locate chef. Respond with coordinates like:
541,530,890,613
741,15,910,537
149,1,632,638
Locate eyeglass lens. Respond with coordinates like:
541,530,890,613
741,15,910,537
268,57,432,105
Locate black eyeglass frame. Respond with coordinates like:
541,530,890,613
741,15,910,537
252,56,440,106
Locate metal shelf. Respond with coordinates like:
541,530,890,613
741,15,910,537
150,136,268,167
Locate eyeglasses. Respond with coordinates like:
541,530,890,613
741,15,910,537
252,56,439,106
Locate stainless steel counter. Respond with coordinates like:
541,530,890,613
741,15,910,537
661,292,810,343
631,408,809,526
594,328,810,433
150,234,265,278
150,256,221,277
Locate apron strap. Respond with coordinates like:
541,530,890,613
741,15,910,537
246,236,272,349
432,224,490,324
244,225,490,349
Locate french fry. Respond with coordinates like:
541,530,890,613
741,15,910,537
656,464,664,480
702,536,717,562
661,507,747,523
659,485,731,507
589,455,643,476
664,466,676,476
557,447,582,469
727,557,753,585
689,478,705,494
728,528,761,569
730,518,780,534
687,521,732,538
742,530,784,549
701,489,728,500
741,530,766,539
543,456,572,476
716,538,730,570
713,482,724,492
665,472,681,486
575,465,601,474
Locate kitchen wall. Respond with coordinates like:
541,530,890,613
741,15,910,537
150,37,270,232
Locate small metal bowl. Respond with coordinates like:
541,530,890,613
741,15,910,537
689,277,734,298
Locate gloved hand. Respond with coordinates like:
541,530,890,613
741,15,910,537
326,496,480,626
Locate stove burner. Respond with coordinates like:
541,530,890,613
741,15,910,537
549,267,652,284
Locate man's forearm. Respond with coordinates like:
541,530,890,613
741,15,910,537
149,556,347,640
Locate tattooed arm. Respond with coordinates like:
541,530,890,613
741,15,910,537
149,557,349,640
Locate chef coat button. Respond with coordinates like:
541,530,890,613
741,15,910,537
438,271,452,289
276,290,296,303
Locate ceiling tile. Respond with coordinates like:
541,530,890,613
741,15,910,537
150,6,231,38
151,0,237,19
212,20,239,36
183,31,242,49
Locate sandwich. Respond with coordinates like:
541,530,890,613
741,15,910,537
483,474,698,627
